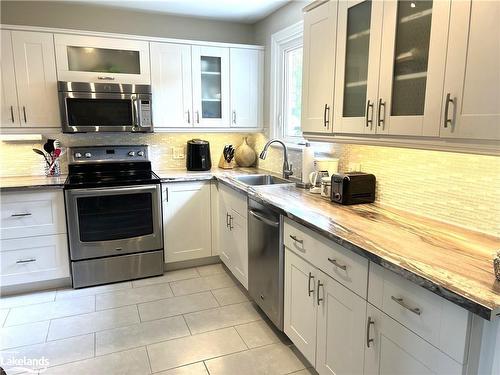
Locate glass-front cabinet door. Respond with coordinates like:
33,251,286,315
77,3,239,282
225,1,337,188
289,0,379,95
377,0,451,136
191,46,230,127
333,0,384,134
54,34,150,84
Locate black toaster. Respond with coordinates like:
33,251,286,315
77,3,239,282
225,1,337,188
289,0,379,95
331,172,376,205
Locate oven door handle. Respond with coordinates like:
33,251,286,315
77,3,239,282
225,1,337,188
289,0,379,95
67,185,159,197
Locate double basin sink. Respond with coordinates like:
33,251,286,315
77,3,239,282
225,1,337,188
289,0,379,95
234,174,294,186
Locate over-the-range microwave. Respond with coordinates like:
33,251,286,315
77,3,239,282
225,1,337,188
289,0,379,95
58,81,153,133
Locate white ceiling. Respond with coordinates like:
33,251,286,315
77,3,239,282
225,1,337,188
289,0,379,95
71,0,291,24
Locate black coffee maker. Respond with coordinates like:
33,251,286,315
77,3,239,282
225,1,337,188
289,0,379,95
186,139,212,171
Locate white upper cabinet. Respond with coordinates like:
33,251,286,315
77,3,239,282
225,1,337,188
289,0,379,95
441,0,500,140
333,0,384,135
191,46,230,127
11,30,60,127
1,30,20,127
301,0,338,133
378,0,451,136
150,42,193,128
54,34,150,84
229,48,263,128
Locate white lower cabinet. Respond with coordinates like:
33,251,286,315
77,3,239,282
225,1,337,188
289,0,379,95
316,271,366,375
284,248,318,365
162,182,212,263
364,304,463,375
218,183,248,289
284,247,366,373
0,189,69,287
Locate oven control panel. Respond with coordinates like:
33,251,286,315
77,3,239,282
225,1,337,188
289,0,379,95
69,145,149,163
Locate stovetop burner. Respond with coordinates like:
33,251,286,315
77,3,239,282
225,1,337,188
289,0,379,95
64,146,160,189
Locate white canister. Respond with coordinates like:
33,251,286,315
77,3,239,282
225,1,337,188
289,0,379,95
321,177,331,198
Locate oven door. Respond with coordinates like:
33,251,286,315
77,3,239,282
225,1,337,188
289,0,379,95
65,184,162,260
60,91,152,133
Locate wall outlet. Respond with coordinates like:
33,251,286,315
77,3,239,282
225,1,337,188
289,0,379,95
172,146,185,160
348,162,361,172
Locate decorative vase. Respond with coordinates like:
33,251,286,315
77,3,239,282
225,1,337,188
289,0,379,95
234,137,256,167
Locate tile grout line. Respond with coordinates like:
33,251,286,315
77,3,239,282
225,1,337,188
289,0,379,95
203,360,211,374
181,314,193,336
45,319,52,342
145,345,153,374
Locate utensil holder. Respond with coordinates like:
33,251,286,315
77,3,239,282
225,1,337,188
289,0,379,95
45,159,61,177
494,251,500,281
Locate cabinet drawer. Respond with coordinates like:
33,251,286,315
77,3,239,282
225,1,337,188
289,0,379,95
368,263,470,364
1,190,66,240
1,234,70,286
284,218,368,298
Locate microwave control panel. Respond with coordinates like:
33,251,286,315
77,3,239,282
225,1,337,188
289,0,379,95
140,100,152,127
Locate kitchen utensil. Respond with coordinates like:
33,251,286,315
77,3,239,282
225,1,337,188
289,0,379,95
219,145,235,169
43,139,55,155
32,148,51,166
494,251,500,281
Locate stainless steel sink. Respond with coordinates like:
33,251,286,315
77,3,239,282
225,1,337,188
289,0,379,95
234,174,293,186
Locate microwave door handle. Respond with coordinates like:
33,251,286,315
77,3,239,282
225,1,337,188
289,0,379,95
132,96,141,127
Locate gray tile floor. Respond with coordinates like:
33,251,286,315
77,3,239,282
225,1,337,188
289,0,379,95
0,263,315,375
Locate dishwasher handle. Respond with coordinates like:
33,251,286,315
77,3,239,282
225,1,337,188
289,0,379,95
249,209,280,227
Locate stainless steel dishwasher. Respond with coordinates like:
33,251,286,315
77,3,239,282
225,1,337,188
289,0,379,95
248,197,284,331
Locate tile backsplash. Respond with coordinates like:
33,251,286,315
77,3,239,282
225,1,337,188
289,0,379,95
1,133,498,236
0,132,258,176
256,138,500,237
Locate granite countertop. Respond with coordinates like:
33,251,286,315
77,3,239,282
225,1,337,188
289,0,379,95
2,168,499,320
0,175,67,190
246,184,500,321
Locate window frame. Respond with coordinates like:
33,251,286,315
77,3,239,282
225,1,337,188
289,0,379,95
270,21,304,145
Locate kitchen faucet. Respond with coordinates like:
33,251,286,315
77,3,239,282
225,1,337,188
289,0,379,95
259,139,293,179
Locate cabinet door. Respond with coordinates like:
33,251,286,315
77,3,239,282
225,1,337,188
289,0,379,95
192,46,230,127
333,0,384,134
1,30,20,127
301,0,337,134
12,31,59,127
54,34,150,84
150,42,193,128
228,209,248,289
229,48,263,128
218,186,233,269
364,305,463,375
441,0,500,140
378,0,451,136
316,272,366,375
284,248,318,366
163,182,211,263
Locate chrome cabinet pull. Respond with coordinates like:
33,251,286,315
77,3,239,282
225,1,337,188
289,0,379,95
22,106,27,123
226,212,230,228
10,106,14,122
377,99,386,128
16,258,36,264
327,258,347,271
196,111,200,124
391,296,422,316
323,104,330,128
289,235,303,244
186,110,191,124
366,317,374,347
317,280,324,305
229,215,234,230
232,111,236,124
165,187,168,202
365,100,373,128
11,212,32,217
444,93,454,128
308,272,315,297
97,76,115,80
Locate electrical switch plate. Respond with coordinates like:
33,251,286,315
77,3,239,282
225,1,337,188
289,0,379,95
172,146,185,159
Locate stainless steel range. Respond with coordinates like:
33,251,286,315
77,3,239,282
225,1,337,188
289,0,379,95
64,145,163,288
